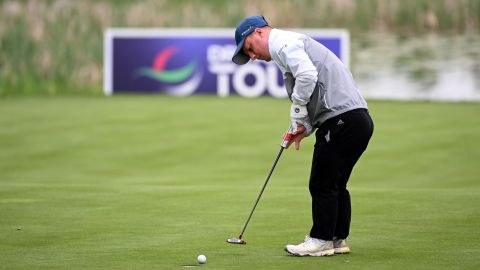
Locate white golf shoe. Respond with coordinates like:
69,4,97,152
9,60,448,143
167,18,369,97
333,238,350,254
284,235,334,256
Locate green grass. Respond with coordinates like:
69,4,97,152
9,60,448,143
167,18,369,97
0,96,479,269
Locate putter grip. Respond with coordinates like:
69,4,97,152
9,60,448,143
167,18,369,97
281,127,294,148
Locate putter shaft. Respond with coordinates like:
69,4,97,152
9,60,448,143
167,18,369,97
238,146,285,239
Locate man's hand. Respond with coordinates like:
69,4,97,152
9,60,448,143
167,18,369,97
290,104,313,136
290,104,308,133
286,125,307,150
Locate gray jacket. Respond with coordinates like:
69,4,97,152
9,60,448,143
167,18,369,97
284,35,367,127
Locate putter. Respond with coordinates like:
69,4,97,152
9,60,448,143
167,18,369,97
227,126,299,245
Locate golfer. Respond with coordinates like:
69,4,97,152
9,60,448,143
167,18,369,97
232,16,374,256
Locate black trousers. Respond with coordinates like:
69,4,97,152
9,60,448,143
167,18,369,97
309,109,374,240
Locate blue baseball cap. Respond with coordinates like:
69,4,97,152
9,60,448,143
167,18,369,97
232,15,268,65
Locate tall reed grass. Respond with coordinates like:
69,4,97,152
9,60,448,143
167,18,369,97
0,0,478,96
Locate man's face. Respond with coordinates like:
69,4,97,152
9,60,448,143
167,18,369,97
242,28,271,62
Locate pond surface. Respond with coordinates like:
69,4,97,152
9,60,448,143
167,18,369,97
352,33,480,102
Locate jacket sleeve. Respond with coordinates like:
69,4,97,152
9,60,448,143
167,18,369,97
279,40,318,105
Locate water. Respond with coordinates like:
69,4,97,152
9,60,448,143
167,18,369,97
352,33,480,102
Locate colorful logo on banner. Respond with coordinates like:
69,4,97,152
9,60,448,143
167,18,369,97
134,46,203,96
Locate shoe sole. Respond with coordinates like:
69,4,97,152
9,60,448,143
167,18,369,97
334,247,350,254
284,247,335,257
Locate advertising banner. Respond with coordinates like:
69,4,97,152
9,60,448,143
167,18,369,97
104,29,349,97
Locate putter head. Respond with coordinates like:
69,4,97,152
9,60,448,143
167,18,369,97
226,237,246,245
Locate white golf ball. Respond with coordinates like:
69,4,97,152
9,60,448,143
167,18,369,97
197,254,206,264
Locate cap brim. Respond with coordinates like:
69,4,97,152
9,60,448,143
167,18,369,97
232,38,249,65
